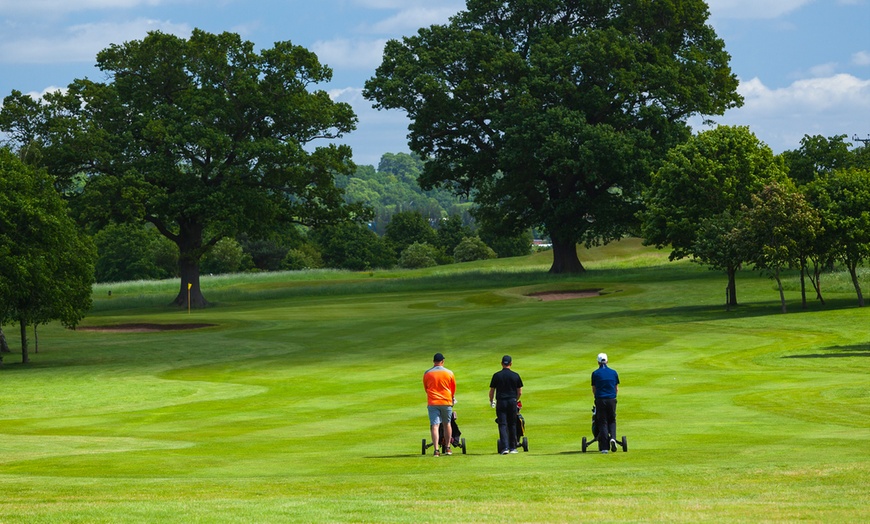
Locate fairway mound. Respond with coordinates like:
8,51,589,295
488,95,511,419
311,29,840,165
78,323,216,333
527,289,602,301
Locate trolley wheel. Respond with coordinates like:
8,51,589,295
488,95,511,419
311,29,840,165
460,437,467,454
581,436,588,453
621,436,628,452
522,436,528,452
422,438,427,455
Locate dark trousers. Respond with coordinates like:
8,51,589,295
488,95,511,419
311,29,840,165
496,398,518,451
595,398,617,451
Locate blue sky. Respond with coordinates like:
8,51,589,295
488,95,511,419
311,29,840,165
1,0,868,167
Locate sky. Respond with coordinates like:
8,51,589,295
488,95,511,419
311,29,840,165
1,0,868,167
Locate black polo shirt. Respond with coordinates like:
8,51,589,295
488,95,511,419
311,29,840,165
490,368,523,400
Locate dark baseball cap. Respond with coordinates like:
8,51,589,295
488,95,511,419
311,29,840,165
433,352,445,362
502,355,512,364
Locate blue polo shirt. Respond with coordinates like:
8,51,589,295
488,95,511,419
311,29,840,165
591,365,619,399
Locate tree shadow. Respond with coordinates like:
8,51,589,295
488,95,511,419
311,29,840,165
555,296,863,326
782,343,870,359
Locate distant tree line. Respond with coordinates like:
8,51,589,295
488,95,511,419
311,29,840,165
3,13,870,363
86,151,532,280
336,152,476,235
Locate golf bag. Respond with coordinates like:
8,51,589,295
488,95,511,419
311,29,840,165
495,399,529,452
583,404,627,452
423,410,467,454
441,411,462,449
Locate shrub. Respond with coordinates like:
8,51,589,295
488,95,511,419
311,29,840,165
453,236,497,263
201,238,253,275
311,222,396,270
399,242,439,269
94,223,166,282
282,244,324,270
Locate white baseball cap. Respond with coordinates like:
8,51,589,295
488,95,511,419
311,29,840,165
597,353,608,363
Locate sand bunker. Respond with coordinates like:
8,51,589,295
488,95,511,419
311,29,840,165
526,289,602,301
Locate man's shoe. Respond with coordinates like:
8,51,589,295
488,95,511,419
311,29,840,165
509,449,518,454
600,449,609,454
433,450,440,457
501,450,509,455
610,439,617,452
445,448,452,455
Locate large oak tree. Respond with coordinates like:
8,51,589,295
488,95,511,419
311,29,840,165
1,30,363,308
364,0,741,273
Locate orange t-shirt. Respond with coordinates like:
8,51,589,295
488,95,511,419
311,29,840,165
423,366,455,406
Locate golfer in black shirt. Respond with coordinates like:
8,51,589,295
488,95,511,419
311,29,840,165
489,355,523,454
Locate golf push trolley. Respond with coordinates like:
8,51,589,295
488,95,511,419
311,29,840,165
495,400,528,453
422,411,467,455
581,405,627,453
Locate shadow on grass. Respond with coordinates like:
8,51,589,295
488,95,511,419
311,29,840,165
366,451,586,459
555,296,864,326
366,453,491,459
782,342,870,359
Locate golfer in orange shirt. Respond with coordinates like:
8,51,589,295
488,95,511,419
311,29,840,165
423,352,456,456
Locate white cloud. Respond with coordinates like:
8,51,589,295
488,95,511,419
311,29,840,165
0,19,191,64
739,74,870,113
0,0,166,15
352,0,460,10
312,38,388,70
365,6,462,34
695,73,870,151
18,86,67,101
326,86,411,166
706,0,814,19
329,86,406,124
808,62,839,78
853,51,870,66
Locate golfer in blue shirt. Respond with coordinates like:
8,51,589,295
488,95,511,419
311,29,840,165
591,353,619,454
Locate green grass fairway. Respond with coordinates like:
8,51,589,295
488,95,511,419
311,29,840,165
1,240,868,522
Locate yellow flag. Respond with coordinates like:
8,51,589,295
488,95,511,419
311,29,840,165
187,283,192,290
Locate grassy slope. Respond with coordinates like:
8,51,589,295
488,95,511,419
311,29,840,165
1,239,868,523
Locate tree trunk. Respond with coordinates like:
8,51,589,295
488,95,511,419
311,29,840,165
19,319,29,364
172,257,209,308
548,238,585,274
169,219,209,309
774,268,787,314
726,264,738,309
799,258,808,310
0,326,10,353
848,264,865,307
809,259,825,305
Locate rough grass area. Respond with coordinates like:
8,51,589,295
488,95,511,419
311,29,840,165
1,239,868,523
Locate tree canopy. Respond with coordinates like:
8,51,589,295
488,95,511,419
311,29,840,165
641,125,787,306
781,134,855,185
0,29,363,308
804,167,870,307
0,148,95,362
364,0,741,273
737,182,821,313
